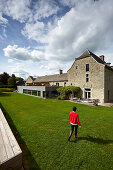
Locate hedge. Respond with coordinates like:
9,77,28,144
57,86,81,100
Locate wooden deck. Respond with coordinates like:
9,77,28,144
0,109,23,170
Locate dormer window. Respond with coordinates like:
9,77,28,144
86,64,89,72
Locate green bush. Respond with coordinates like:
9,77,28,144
57,86,81,100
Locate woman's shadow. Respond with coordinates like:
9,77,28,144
77,135,113,145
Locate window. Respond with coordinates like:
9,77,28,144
37,91,41,96
43,91,46,97
108,90,109,101
86,74,89,82
84,88,91,99
56,83,59,86
64,82,66,86
71,83,72,86
27,90,32,95
23,89,28,94
32,90,37,96
86,64,89,72
85,88,91,91
75,66,78,69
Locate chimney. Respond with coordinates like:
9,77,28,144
59,69,63,74
99,55,105,61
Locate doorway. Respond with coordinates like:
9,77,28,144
84,88,91,99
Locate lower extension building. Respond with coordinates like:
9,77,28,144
18,50,113,103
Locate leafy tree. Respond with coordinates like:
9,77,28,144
0,72,25,88
16,77,25,85
0,72,10,85
57,86,81,100
12,74,16,78
8,77,16,87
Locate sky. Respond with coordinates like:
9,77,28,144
1,0,113,79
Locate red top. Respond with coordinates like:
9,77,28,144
69,112,81,126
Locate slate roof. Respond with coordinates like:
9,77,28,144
34,73,68,83
76,50,106,64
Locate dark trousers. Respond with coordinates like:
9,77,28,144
71,124,78,136
68,125,78,139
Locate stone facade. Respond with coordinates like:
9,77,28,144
25,76,35,86
24,50,113,103
104,66,113,102
49,81,67,87
67,52,113,103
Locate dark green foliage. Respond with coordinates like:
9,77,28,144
57,86,81,99
8,77,16,87
0,72,24,88
0,72,10,85
16,77,25,86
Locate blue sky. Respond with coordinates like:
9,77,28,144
0,0,113,79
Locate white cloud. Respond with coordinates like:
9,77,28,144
8,59,13,63
58,0,78,8
0,0,59,24
40,60,71,75
3,28,7,38
0,13,8,24
1,0,113,76
20,0,113,65
4,0,32,23
3,45,45,62
22,21,47,43
44,0,113,62
13,69,29,79
8,61,30,79
33,0,59,20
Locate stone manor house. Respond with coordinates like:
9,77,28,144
18,50,113,103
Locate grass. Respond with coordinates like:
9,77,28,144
0,92,113,170
0,88,14,92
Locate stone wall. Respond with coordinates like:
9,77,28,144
104,67,113,102
25,77,33,85
50,81,67,87
67,56,105,103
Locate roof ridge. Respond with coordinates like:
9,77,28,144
37,72,67,77
86,49,91,55
76,50,106,64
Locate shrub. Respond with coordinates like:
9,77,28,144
57,86,81,100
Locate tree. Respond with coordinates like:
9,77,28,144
57,86,81,100
8,77,16,87
0,72,10,85
12,74,16,78
16,77,25,86
0,72,25,87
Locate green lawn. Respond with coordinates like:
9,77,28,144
0,92,113,170
0,88,14,92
